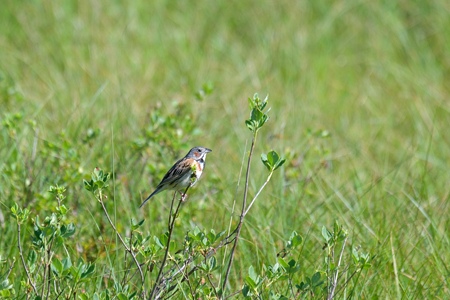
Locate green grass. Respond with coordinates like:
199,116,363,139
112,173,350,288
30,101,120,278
1,0,450,298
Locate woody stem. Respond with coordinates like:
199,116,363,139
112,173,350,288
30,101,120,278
149,184,191,299
221,132,257,295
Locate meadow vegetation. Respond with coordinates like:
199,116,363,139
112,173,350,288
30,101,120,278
1,0,449,298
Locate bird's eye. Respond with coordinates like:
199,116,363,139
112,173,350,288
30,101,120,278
197,149,201,152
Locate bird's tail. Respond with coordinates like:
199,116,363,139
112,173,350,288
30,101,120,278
139,190,158,208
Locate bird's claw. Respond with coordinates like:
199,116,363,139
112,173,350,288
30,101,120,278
181,193,187,202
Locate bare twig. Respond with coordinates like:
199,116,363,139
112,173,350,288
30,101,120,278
45,252,53,299
206,272,220,299
244,171,273,215
327,236,348,300
149,184,190,299
5,259,15,278
222,133,257,295
221,139,247,282
154,230,237,299
332,265,356,297
182,264,196,299
17,222,38,294
97,190,145,289
121,229,133,287
224,289,242,299
42,223,57,299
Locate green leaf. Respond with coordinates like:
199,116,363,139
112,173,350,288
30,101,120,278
10,204,18,217
195,81,214,100
93,168,102,181
250,107,264,122
267,150,279,165
61,223,76,238
51,258,63,276
69,266,79,280
58,204,68,215
209,256,217,270
0,290,11,297
206,231,216,244
322,226,332,242
154,236,164,249
169,240,176,252
80,263,95,279
274,158,286,170
160,232,169,247
117,293,128,300
277,257,289,269
216,230,226,240
242,284,251,297
83,179,93,191
311,272,323,287
288,231,303,248
78,294,89,300
244,276,257,290
296,282,308,291
245,94,270,132
269,262,280,274
248,265,258,282
62,257,72,276
261,150,286,172
287,259,300,274
269,150,285,170
0,279,12,291
131,218,145,230
261,153,271,171
245,119,255,132
95,180,104,188
248,93,268,111
27,250,37,271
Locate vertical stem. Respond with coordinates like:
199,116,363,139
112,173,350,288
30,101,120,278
149,185,190,299
97,190,145,287
244,171,273,216
17,222,38,295
121,230,132,287
150,192,177,299
46,258,52,299
221,133,257,295
327,246,334,297
328,237,347,300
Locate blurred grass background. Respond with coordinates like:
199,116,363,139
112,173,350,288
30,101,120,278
1,0,449,297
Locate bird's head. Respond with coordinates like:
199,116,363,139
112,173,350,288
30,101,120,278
187,146,212,160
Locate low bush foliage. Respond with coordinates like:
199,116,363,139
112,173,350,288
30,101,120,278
4,95,371,299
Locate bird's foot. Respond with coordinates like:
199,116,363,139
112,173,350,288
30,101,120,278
181,193,188,202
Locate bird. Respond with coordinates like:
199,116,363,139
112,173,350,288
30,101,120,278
139,146,212,208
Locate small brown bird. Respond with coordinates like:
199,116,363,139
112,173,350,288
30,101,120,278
139,146,212,208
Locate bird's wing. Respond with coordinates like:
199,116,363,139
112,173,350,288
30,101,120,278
139,158,194,208
157,158,194,187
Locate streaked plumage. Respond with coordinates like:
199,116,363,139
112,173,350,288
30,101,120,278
139,146,212,208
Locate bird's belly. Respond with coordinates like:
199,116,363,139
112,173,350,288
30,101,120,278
171,172,195,191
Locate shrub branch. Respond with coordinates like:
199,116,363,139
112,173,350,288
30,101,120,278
149,184,191,300
221,132,257,294
17,221,38,295
97,189,145,289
